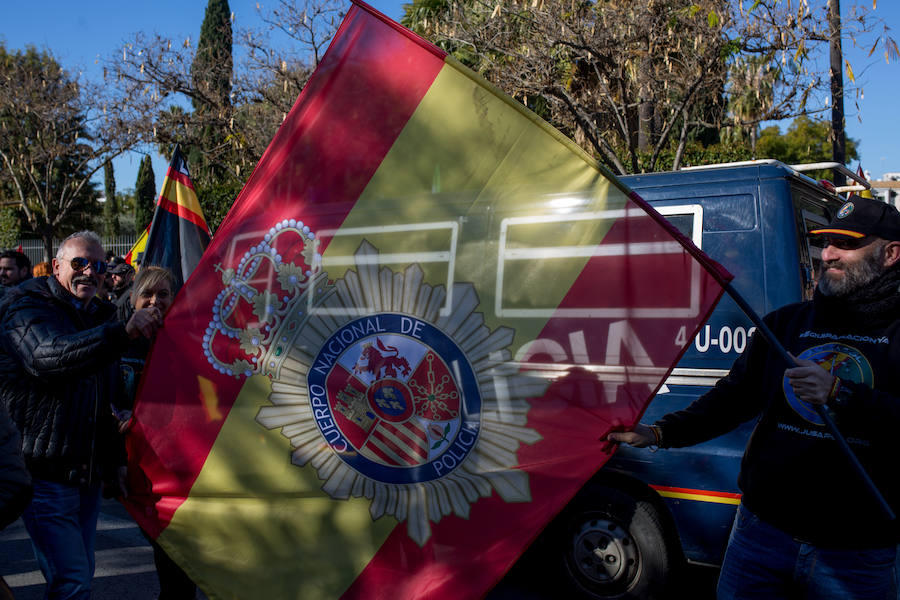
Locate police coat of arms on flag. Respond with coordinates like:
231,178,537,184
202,220,543,545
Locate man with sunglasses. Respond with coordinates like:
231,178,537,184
0,230,163,599
609,195,900,598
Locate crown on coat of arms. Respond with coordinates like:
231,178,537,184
202,219,324,379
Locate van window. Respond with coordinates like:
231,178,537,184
790,185,831,301
698,195,757,232
656,204,702,246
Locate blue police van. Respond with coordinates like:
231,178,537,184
520,160,870,599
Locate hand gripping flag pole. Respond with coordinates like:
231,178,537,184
723,281,896,522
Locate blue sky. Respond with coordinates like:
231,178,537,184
2,0,898,191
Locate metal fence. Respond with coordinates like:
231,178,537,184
12,234,138,266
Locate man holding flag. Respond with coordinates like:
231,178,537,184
611,195,900,598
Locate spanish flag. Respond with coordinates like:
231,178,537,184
125,3,731,598
141,146,211,291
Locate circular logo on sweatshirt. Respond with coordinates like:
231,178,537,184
783,342,872,425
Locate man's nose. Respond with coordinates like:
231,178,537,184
821,244,839,262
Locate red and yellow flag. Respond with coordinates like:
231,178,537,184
125,3,731,598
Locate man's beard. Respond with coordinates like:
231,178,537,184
818,243,886,297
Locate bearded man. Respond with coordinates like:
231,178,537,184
0,250,31,289
609,196,900,599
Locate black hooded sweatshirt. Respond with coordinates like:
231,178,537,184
656,268,900,548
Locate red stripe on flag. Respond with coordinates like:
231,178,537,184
383,424,427,450
163,168,196,192
126,2,446,537
157,196,210,233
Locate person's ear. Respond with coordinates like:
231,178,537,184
882,241,900,268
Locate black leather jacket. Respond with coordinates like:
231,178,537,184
0,276,130,486
0,402,31,529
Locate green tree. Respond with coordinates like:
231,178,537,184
105,0,343,232
193,0,233,115
401,0,744,173
0,205,21,249
199,180,243,234
0,44,135,259
103,160,120,237
401,0,895,174
134,155,157,234
188,0,234,185
757,115,858,172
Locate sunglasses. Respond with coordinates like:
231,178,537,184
816,235,873,251
68,257,108,275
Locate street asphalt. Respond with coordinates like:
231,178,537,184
0,499,716,599
0,498,184,600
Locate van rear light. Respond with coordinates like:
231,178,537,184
818,179,836,192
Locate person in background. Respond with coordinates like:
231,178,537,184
32,261,52,278
109,261,135,302
608,196,900,599
114,266,197,600
0,230,163,600
0,250,31,288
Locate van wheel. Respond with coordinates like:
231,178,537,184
550,484,675,600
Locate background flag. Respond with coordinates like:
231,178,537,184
124,3,732,599
856,165,874,198
124,224,150,267
141,145,211,291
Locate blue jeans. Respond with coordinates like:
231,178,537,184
718,504,898,599
20,479,102,600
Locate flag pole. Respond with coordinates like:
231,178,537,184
723,282,895,521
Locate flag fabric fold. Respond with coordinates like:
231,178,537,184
140,146,211,291
124,3,732,599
